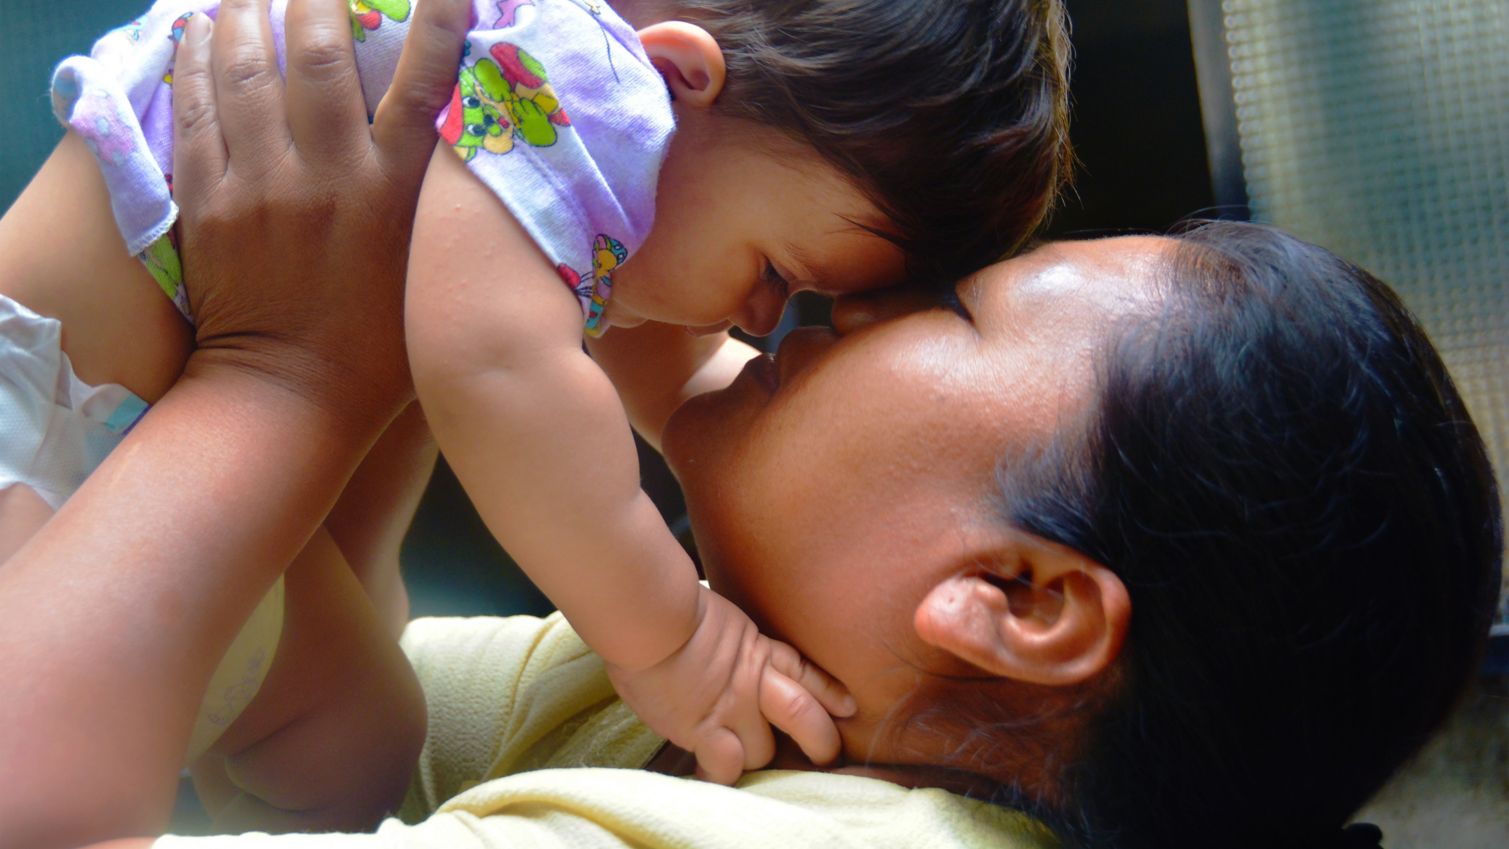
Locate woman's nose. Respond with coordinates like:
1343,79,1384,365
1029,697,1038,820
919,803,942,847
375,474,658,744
831,287,940,334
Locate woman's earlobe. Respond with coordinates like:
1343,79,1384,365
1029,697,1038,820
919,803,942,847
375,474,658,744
637,21,726,107
913,539,1130,687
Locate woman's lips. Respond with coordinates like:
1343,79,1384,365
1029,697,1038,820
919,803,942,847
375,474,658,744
740,352,779,393
733,326,837,396
772,326,837,388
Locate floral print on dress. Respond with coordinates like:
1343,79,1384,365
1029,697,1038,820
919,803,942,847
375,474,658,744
350,0,411,42
493,0,538,28
558,234,627,337
440,43,570,161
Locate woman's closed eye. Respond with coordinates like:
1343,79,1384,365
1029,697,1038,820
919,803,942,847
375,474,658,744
935,287,974,322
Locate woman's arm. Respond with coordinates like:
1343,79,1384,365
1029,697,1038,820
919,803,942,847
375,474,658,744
0,1,470,845
0,365,394,836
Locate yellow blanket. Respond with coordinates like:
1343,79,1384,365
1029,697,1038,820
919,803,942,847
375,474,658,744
157,613,1060,849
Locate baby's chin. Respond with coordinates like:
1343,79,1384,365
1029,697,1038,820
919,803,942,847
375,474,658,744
685,320,733,336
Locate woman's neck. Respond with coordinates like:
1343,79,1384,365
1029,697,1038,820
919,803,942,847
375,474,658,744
644,740,1009,800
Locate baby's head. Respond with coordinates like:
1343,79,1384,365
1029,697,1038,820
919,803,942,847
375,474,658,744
605,0,1072,333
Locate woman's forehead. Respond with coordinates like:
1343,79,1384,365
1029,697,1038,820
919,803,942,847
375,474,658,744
966,235,1171,314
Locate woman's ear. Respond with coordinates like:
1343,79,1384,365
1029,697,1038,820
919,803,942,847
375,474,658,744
913,534,1130,686
637,21,726,107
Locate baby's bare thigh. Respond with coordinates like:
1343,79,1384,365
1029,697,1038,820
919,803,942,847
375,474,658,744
0,133,192,401
0,486,53,563
192,526,426,834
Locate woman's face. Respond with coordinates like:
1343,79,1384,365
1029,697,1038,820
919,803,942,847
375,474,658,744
662,236,1168,751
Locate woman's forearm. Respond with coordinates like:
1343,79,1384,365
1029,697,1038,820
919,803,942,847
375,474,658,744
0,364,386,849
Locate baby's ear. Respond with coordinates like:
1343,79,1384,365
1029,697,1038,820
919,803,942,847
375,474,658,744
637,21,726,107
913,534,1130,687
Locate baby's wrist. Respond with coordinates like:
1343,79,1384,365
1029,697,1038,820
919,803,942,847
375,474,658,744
595,583,706,673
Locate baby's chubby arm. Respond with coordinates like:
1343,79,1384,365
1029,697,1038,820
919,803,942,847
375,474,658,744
407,148,853,780
408,142,698,669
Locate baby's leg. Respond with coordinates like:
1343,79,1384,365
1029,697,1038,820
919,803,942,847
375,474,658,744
0,128,193,573
0,486,53,563
189,526,426,833
0,133,194,401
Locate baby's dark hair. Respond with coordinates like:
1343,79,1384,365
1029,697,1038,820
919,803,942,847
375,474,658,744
664,0,1073,281
998,222,1503,848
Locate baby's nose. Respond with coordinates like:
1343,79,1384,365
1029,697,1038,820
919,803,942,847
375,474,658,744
736,300,785,337
831,287,940,334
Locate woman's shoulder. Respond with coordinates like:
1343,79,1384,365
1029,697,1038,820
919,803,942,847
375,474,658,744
738,770,1061,849
398,613,663,816
397,767,1059,849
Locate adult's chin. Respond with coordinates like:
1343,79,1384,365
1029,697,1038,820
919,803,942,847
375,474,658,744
660,360,767,483
662,406,747,604
659,392,714,485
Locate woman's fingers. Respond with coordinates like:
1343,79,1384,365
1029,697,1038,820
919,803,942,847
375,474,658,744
372,0,470,172
283,0,368,162
170,14,226,197
758,666,843,767
211,0,291,168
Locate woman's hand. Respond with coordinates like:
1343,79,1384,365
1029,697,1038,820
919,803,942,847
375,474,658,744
171,0,470,430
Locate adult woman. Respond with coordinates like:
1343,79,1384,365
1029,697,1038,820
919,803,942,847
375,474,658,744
643,228,1503,848
64,227,1504,849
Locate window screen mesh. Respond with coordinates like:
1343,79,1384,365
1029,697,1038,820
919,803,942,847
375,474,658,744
1219,0,1509,623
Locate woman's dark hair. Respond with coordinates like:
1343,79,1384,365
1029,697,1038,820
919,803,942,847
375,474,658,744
999,222,1503,848
666,0,1073,282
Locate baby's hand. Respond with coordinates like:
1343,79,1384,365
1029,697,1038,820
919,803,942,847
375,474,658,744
603,587,857,784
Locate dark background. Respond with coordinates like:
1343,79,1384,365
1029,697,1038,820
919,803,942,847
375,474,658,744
0,0,1216,617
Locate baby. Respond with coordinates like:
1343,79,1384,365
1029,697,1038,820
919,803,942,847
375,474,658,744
2,0,1071,826
407,0,1076,787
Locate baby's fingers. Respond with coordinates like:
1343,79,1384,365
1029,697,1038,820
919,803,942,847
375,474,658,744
767,640,857,719
759,666,843,766
693,727,745,786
